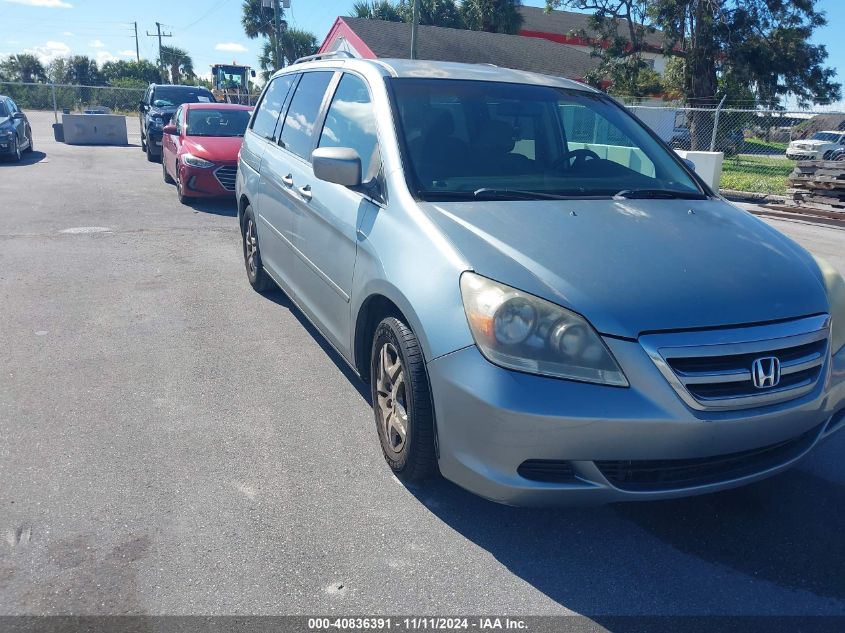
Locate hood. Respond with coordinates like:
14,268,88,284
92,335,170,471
795,139,833,147
419,198,828,338
182,135,243,162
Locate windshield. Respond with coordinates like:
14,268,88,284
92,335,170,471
390,79,703,201
186,108,251,137
0,101,7,117
153,87,214,108
810,132,842,142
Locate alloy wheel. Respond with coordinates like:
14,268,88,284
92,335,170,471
244,218,258,276
375,342,408,454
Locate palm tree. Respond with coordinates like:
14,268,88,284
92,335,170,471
282,28,319,65
461,0,524,34
159,46,195,84
401,0,464,28
351,0,403,22
242,0,278,39
0,53,47,83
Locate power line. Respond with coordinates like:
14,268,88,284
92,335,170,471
146,22,172,75
178,0,230,31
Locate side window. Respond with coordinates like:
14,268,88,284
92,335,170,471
175,106,183,134
250,75,294,140
318,73,380,182
279,71,334,160
7,99,18,113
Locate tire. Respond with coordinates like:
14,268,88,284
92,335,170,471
23,130,33,154
9,138,21,163
370,317,437,481
241,205,273,292
140,130,147,152
162,158,174,184
175,165,190,205
146,140,158,163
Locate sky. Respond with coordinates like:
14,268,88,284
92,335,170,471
0,0,843,107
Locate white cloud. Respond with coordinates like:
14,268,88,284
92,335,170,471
62,31,74,36
4,0,73,8
215,42,247,53
24,40,70,63
117,50,136,58
89,39,105,48
95,50,118,65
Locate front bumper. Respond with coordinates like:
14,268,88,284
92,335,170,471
146,128,163,154
428,340,845,506
179,162,236,198
787,149,821,160
0,137,17,154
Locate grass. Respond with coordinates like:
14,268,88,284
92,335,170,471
721,154,794,195
742,137,789,154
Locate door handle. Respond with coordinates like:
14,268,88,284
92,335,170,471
297,185,312,201
281,173,294,187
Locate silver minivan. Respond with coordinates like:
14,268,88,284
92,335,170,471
235,55,845,506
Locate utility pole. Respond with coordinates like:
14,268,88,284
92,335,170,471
410,0,420,60
273,0,282,71
132,22,140,62
146,22,172,81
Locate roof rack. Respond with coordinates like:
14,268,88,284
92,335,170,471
292,50,355,65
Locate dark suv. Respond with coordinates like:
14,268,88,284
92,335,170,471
139,84,215,162
0,95,33,162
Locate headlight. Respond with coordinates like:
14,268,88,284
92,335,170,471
460,272,628,386
182,153,215,168
813,255,845,355
0,128,13,139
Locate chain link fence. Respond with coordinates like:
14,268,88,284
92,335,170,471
4,80,845,197
0,81,145,117
627,104,845,196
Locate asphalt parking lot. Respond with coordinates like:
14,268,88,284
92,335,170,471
1,111,844,620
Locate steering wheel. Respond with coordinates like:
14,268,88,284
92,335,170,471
552,148,601,171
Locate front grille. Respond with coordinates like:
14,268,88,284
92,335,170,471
517,460,576,483
641,315,829,411
214,165,237,191
596,424,821,491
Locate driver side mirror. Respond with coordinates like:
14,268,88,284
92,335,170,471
12,111,24,120
312,147,362,187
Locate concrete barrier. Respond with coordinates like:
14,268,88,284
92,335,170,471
674,150,724,190
568,142,656,177
62,113,128,146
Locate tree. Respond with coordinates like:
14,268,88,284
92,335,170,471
242,0,318,76
461,0,524,34
159,46,195,84
48,55,104,85
0,53,47,83
351,0,403,21
101,59,161,86
400,0,465,28
549,0,840,147
242,0,278,39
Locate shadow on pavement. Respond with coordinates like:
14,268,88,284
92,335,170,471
1,150,47,165
401,463,844,616
262,287,371,403
185,198,237,217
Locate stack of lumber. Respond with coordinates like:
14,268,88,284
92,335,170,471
786,161,845,208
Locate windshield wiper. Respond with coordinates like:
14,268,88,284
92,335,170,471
613,188,707,200
472,188,576,201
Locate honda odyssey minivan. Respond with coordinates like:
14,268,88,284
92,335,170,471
235,54,845,506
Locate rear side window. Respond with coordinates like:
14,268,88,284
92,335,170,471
251,75,294,140
279,71,334,160
318,73,380,182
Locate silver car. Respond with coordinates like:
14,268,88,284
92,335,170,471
235,55,845,506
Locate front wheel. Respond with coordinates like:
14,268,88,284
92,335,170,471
162,158,174,184
371,317,437,481
9,138,21,163
23,130,33,154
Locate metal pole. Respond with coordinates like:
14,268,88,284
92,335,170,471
410,0,420,60
710,94,727,152
134,22,140,62
274,0,282,70
51,82,58,124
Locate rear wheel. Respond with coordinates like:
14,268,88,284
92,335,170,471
241,205,272,292
371,317,437,481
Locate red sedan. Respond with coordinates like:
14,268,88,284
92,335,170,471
161,103,253,204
